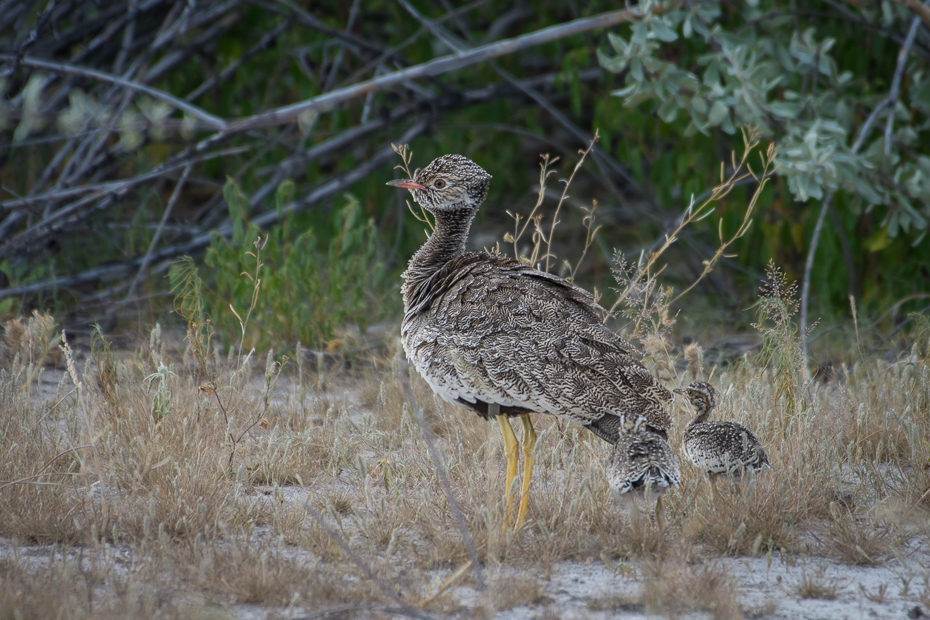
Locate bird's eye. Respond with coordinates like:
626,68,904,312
433,179,447,189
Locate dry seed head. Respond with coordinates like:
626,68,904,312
684,341,703,379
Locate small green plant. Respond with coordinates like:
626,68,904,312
204,178,385,352
168,255,215,378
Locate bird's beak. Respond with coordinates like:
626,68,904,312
672,388,684,396
386,178,426,190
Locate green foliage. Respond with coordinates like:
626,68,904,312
5,0,929,337
598,0,930,236
204,178,384,351
599,2,930,232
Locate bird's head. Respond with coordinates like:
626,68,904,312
387,154,491,213
672,381,718,417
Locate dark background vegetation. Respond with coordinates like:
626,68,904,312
0,0,928,358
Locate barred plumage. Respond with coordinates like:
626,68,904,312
675,381,770,478
388,154,673,527
395,155,672,438
606,417,681,500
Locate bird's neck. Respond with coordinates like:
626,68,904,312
404,207,477,283
686,408,713,428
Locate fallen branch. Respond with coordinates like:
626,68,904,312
0,122,426,299
1,54,228,129
223,9,639,131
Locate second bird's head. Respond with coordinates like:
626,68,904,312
673,381,718,415
387,154,492,213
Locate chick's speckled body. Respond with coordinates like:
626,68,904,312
606,416,681,500
676,381,770,478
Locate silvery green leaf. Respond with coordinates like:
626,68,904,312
704,61,720,86
118,109,143,151
624,90,656,107
707,100,728,126
613,83,638,99
691,96,708,116
608,32,628,53
181,112,197,140
769,100,800,119
918,155,930,174
139,96,174,141
658,98,679,122
13,73,48,142
880,2,895,26
298,109,319,135
898,196,927,229
655,77,669,100
57,89,93,136
651,19,678,42
683,16,692,38
632,21,649,45
597,49,627,74
630,57,644,82
887,211,900,237
855,177,884,205
720,113,736,135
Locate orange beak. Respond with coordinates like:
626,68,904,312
386,179,426,190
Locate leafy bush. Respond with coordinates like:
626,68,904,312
203,178,385,351
597,0,930,322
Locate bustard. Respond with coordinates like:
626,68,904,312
606,414,680,533
388,154,672,528
674,381,769,493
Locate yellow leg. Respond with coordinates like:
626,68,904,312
495,410,519,526
515,414,537,529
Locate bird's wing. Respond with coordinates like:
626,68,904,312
686,422,768,472
403,253,672,425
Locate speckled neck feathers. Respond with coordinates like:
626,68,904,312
403,208,477,301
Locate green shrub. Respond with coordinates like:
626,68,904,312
202,178,385,352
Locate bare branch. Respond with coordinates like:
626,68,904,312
0,123,427,300
1,54,229,129
801,9,925,371
123,164,192,302
224,9,638,131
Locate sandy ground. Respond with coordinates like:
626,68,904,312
3,524,928,619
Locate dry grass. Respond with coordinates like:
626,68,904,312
640,555,740,620
1,296,929,618
791,567,841,600
821,505,895,566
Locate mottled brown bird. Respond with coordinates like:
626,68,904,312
605,414,680,532
674,382,769,492
388,154,672,527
